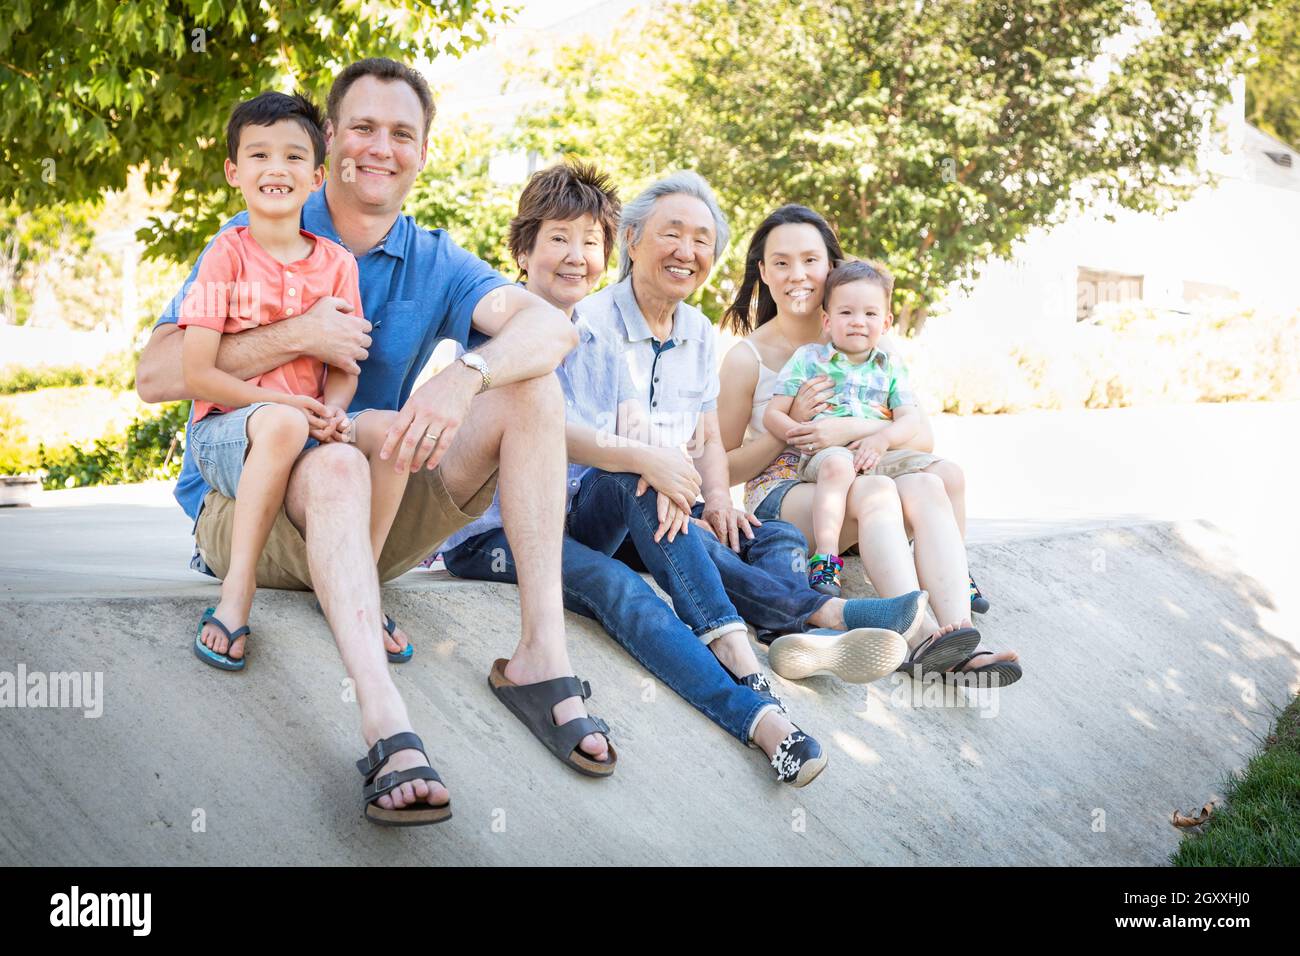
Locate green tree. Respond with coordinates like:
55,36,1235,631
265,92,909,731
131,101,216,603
1246,0,1300,147
1,0,514,263
519,0,1265,331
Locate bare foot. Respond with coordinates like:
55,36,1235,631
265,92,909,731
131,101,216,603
504,652,609,762
364,729,449,811
200,595,251,660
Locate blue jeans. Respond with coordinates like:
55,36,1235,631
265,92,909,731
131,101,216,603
442,525,774,744
690,503,829,635
568,470,745,641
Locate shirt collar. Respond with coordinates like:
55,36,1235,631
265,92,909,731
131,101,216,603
612,276,701,344
307,185,407,260
828,346,888,369
515,280,594,344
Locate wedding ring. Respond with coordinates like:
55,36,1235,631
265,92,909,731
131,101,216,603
424,428,440,443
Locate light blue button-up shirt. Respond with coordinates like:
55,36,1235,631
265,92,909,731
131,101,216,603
580,275,720,452
439,301,627,551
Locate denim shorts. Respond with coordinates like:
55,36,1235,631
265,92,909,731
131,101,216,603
188,403,280,500
752,478,799,521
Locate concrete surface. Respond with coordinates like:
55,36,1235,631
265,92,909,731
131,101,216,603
1,401,1298,865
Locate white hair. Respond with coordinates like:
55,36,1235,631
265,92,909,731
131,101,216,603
617,170,730,281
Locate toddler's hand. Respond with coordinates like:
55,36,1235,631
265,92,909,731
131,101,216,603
854,434,891,473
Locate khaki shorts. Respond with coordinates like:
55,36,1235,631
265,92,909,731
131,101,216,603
193,455,498,591
797,446,941,483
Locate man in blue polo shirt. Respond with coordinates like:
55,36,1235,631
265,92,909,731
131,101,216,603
136,58,615,820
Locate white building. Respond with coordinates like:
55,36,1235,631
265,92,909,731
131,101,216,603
939,79,1300,329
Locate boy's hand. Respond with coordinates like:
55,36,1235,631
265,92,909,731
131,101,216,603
789,375,835,423
854,434,891,473
282,394,331,433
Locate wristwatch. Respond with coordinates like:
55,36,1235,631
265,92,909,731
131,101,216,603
458,352,491,393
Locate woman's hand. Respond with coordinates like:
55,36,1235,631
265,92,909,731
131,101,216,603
634,447,702,513
653,493,692,543
786,417,860,455
788,375,834,424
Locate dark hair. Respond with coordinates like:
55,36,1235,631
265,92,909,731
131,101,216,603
226,91,326,166
823,258,894,313
509,162,622,273
721,204,845,335
327,58,436,139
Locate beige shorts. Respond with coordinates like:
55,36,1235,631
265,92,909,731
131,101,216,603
798,446,942,483
193,453,498,591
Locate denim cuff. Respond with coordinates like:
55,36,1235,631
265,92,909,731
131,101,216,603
697,619,748,646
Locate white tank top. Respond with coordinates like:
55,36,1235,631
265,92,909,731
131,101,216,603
740,338,781,439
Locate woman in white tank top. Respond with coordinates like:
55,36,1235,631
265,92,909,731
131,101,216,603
716,205,1020,683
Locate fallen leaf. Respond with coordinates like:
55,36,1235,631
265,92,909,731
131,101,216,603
1171,802,1215,828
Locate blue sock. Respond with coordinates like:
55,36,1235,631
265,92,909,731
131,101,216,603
842,591,924,634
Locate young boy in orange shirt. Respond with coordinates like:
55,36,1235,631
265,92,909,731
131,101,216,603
181,92,408,670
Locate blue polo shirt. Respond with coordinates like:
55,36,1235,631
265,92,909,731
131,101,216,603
156,185,509,522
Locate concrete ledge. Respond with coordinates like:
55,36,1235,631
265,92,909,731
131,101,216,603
1,519,1296,865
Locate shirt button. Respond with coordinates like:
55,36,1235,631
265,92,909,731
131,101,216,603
652,400,658,408
286,308,295,316
288,288,297,297
653,376,659,383
285,271,293,279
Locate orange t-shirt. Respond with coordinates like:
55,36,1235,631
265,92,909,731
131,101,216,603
177,226,363,422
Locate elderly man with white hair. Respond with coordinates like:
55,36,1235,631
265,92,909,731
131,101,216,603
573,170,829,784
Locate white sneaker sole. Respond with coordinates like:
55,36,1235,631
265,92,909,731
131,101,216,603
767,627,909,684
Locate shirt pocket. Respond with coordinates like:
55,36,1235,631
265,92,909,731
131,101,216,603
855,384,893,410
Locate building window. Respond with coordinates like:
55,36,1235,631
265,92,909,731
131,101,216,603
1077,268,1143,321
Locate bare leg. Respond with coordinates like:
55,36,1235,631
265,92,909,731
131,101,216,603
896,472,1017,668
284,443,447,810
435,374,607,760
200,404,308,660
810,455,856,555
350,410,413,657
925,459,967,538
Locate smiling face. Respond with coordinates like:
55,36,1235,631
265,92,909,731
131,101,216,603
758,222,833,318
520,214,607,314
224,118,324,219
627,193,716,306
823,278,892,356
325,75,427,215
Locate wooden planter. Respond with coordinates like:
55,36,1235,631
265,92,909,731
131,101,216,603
0,474,42,507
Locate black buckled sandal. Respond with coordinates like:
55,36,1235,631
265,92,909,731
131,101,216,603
488,658,617,777
356,732,451,827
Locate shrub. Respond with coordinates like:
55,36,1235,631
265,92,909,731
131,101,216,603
35,401,188,489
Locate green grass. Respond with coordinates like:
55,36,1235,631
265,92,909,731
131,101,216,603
1171,693,1300,866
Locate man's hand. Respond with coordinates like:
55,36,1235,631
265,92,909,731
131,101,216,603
299,296,372,375
853,433,891,473
634,447,701,513
789,374,835,423
380,362,478,473
786,417,859,455
701,495,762,552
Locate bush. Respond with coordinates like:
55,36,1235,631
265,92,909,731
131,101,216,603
0,351,137,395
34,401,188,489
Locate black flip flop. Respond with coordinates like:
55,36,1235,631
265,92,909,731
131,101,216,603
356,732,451,827
896,626,981,679
944,650,1023,688
487,658,617,777
313,600,413,664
